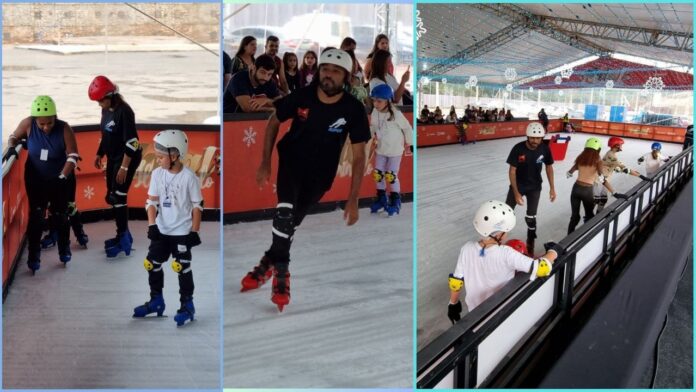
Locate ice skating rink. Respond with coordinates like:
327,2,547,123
417,133,684,350
224,205,413,388
2,220,220,389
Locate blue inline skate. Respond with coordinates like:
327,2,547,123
174,300,195,326
133,295,166,318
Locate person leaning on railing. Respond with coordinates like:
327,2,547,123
447,200,561,324
3,95,79,274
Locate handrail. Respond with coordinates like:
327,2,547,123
417,146,693,388
1,143,25,180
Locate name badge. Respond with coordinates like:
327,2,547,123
40,149,48,161
163,197,172,208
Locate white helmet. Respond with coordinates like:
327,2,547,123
526,122,545,137
319,48,353,74
473,200,516,237
154,129,188,159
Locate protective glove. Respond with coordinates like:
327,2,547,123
448,301,462,324
613,192,628,199
566,171,573,179
147,224,162,241
2,147,18,163
639,174,650,181
187,231,202,248
637,157,644,164
543,241,562,255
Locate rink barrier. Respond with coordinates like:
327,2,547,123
222,107,414,222
417,146,693,388
569,120,686,143
417,119,563,146
2,124,221,296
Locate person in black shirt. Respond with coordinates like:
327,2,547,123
224,54,280,113
240,48,371,312
538,108,549,132
88,75,143,258
223,51,233,93
505,122,556,255
282,52,301,93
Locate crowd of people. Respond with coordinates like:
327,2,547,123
418,104,514,124
223,33,412,115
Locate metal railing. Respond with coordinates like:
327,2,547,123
417,146,693,389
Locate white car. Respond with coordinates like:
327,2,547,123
224,25,284,55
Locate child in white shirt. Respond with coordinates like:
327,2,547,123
637,142,670,176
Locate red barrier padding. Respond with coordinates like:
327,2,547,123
417,119,563,147
223,112,414,214
570,120,685,143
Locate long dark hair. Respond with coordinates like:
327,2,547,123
283,52,298,72
575,147,601,168
367,34,389,59
370,49,391,82
300,50,318,73
235,36,256,60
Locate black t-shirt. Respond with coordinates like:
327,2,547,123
224,70,280,113
506,140,554,192
285,70,301,93
223,51,232,75
275,86,371,189
97,102,140,162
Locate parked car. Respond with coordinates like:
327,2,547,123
224,25,284,55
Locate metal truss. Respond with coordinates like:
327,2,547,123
546,17,693,52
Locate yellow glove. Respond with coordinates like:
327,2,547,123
448,274,464,291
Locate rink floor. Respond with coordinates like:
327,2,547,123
2,220,221,389
417,133,685,350
224,205,413,388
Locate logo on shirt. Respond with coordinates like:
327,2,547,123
105,120,115,132
518,154,526,163
328,118,347,133
297,107,309,120
536,154,545,164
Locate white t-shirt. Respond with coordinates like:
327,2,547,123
148,166,203,236
640,152,666,176
369,75,403,105
452,242,533,311
370,108,413,157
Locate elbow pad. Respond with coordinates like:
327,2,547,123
192,200,204,211
125,138,140,154
145,198,159,212
67,153,81,165
448,274,464,291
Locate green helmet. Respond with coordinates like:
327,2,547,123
31,95,57,117
585,137,601,151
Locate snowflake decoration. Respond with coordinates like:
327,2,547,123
243,127,257,147
83,185,95,200
464,81,471,89
529,86,534,92
505,83,513,92
416,10,427,40
504,68,517,81
605,80,614,89
644,76,665,91
554,76,562,85
420,76,430,85
503,91,509,98
559,90,564,96
441,78,447,85
560,67,573,79
468,76,478,87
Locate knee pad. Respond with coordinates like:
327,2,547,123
594,196,608,206
385,171,397,184
525,215,537,231
144,258,162,272
272,203,295,240
106,191,128,207
171,259,191,274
372,169,384,183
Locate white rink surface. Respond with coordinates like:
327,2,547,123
2,220,221,389
224,205,413,388
417,133,684,350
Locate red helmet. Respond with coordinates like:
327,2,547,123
88,75,118,101
608,136,624,149
506,239,528,255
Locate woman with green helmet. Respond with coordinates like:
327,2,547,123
565,137,627,234
3,95,79,273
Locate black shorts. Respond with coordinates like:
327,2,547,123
147,234,192,263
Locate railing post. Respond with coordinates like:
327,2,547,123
454,348,478,388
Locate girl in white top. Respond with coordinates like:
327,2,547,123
368,84,413,217
133,129,203,327
447,201,560,322
638,142,670,176
368,49,410,106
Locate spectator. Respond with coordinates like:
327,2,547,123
505,109,513,121
264,36,288,94
498,110,506,122
344,49,369,106
445,108,458,124
299,50,318,88
684,125,693,150
368,49,410,105
421,105,430,118
538,108,549,132
224,54,280,113
364,34,393,80
341,37,364,84
231,36,257,75
223,51,233,92
282,52,301,93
